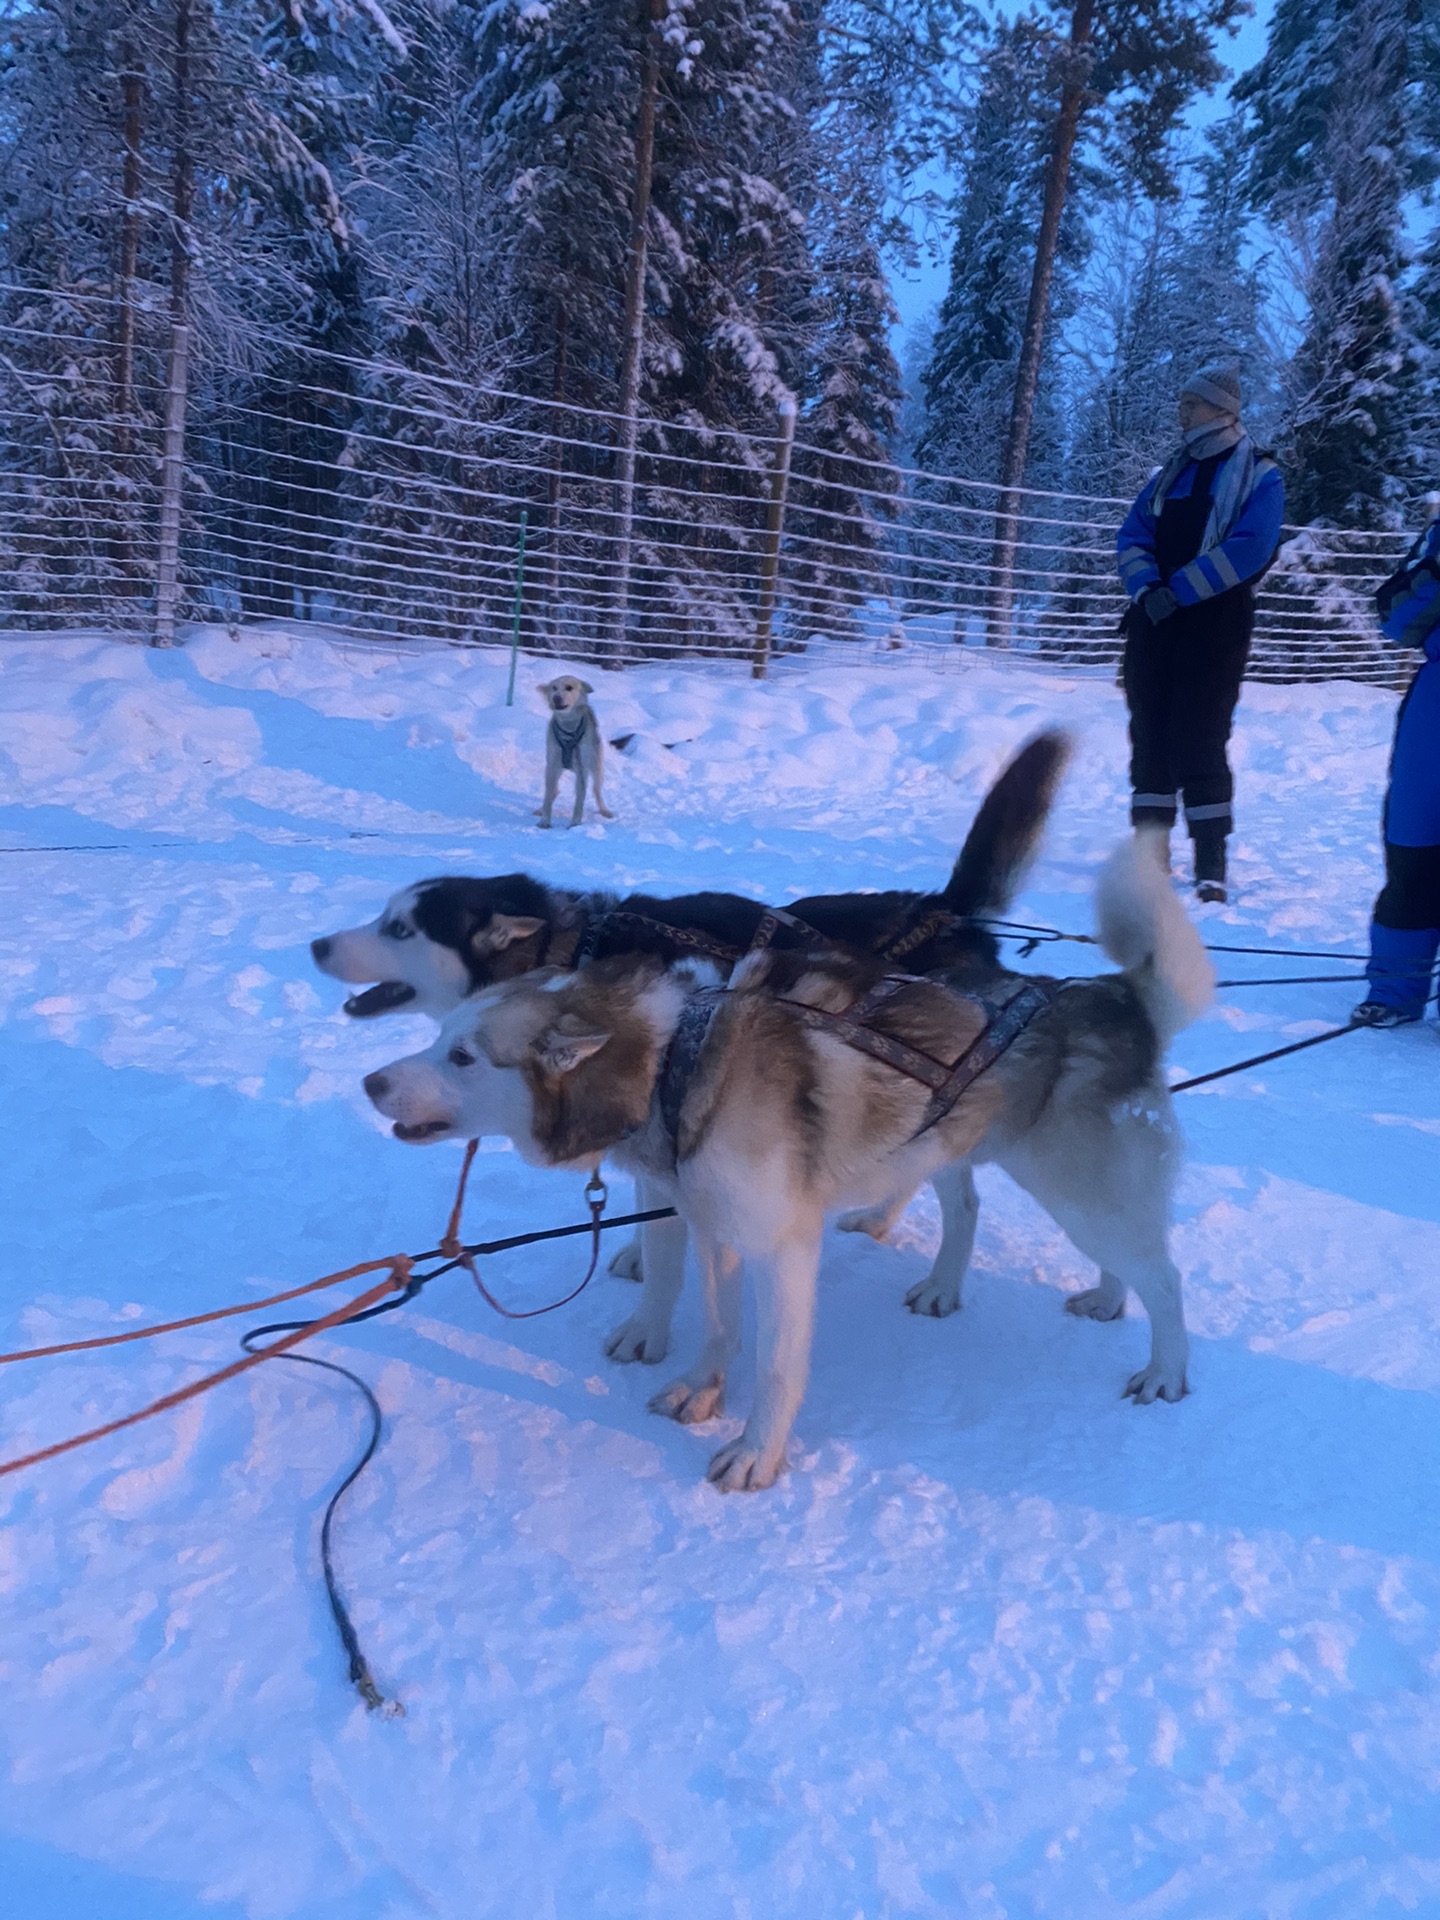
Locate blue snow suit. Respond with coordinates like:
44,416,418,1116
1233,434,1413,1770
1115,449,1286,879
1366,518,1440,1014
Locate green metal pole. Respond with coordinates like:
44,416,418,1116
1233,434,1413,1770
505,509,529,706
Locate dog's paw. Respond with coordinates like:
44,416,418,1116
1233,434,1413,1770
1065,1282,1126,1322
607,1237,643,1282
1123,1362,1188,1405
838,1203,897,1242
706,1438,783,1492
597,804,615,819
536,819,552,830
649,1374,724,1424
604,1316,669,1365
904,1272,961,1318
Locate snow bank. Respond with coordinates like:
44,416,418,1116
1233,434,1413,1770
0,627,1435,1920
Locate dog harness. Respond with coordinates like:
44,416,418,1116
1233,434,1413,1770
572,902,822,969
551,711,589,772
655,971,1055,1159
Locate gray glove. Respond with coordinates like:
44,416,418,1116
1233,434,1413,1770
1141,585,1179,624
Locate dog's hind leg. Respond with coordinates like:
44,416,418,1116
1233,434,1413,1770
592,750,615,820
998,1116,1188,1402
1106,1250,1186,1401
707,1221,821,1492
1033,1198,1186,1401
650,1240,741,1426
837,1182,917,1242
608,1235,642,1281
605,1205,687,1364
904,1161,979,1318
1064,1270,1127,1321
607,1171,665,1283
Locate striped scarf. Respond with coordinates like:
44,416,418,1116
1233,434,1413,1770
1149,421,1257,554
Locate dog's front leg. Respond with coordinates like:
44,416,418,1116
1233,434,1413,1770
569,759,587,828
904,1161,979,1317
707,1222,820,1492
537,736,561,828
650,1239,741,1425
604,1203,687,1365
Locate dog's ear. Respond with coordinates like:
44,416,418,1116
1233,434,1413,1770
532,1016,609,1075
470,914,546,956
577,680,594,695
536,678,556,696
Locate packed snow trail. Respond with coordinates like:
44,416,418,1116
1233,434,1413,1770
0,629,1437,1920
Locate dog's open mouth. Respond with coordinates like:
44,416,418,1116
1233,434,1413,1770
344,981,418,1018
392,1118,452,1143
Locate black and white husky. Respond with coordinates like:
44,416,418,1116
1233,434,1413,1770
365,836,1213,1490
311,731,1070,1022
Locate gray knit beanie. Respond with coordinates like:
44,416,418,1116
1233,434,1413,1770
1180,363,1242,416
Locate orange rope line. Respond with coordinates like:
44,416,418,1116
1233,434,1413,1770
0,1259,416,1366
0,1258,412,1480
441,1139,480,1260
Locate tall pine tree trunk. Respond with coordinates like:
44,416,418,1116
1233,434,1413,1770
987,0,1094,645
610,0,663,654
153,0,195,647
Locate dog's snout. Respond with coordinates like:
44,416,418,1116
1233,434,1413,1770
311,936,332,963
364,1070,390,1102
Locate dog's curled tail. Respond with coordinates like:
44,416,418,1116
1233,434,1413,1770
942,729,1072,920
1096,831,1214,1047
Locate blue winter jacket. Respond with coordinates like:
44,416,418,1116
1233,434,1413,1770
1377,518,1440,661
1116,456,1286,607
1376,517,1440,849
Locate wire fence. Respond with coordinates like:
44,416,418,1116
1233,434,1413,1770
0,287,1417,683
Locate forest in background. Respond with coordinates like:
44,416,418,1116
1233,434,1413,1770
0,0,1431,655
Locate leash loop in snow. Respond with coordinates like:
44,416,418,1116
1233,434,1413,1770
455,1168,612,1321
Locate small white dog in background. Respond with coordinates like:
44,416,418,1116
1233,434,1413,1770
536,675,614,829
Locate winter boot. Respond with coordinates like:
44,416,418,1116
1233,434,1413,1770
1351,1000,1422,1028
1190,817,1228,903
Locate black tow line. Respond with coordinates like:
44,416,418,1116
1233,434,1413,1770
1169,1019,1365,1092
976,915,1375,965
239,1202,679,1714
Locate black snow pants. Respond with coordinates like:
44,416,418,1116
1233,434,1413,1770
1122,597,1252,883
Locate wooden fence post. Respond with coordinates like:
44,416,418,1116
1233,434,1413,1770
751,398,797,680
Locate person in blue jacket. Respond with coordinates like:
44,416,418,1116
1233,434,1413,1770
1353,504,1440,1027
1115,364,1286,901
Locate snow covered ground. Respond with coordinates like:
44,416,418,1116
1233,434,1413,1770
1,626,1437,1920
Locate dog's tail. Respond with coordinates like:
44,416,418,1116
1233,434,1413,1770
942,729,1071,920
1096,832,1214,1046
